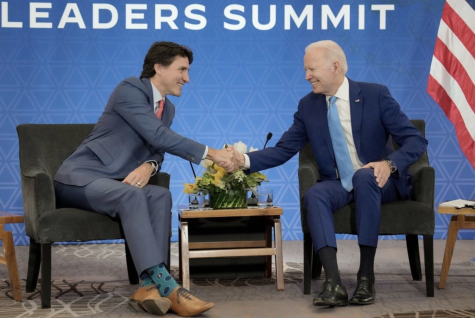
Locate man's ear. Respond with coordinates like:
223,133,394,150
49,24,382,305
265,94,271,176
333,61,340,75
154,63,163,75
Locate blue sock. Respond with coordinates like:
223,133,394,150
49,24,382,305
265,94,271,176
141,263,179,297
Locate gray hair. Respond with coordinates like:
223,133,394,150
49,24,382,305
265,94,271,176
305,40,348,74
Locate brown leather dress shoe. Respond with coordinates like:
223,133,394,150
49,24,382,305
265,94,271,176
165,286,214,317
129,286,172,316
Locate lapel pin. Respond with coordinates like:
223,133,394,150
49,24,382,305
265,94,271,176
355,99,360,103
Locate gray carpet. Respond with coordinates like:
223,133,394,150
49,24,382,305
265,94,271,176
1,240,475,318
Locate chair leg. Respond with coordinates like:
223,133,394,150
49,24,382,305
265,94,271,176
303,232,313,294
40,243,52,309
26,238,41,293
423,235,434,297
406,234,422,281
125,241,139,285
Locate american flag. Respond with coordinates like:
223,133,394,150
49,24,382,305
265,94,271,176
427,0,475,170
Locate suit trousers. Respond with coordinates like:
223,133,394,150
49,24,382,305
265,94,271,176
54,178,172,275
304,168,398,252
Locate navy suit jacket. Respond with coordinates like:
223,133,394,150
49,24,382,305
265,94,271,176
248,78,428,199
55,77,206,186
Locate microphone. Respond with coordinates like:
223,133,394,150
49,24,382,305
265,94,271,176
263,132,273,149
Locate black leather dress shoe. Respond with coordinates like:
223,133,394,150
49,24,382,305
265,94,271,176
313,279,348,307
349,277,376,305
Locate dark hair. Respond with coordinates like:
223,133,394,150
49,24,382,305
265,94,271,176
140,41,193,79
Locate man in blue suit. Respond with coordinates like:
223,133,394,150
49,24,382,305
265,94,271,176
235,40,428,307
54,42,235,317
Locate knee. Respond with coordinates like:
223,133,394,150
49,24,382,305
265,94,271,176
304,186,324,207
150,187,173,208
125,186,146,199
353,168,378,190
353,168,376,184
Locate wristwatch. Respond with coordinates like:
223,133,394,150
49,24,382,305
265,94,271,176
384,158,397,173
149,161,157,172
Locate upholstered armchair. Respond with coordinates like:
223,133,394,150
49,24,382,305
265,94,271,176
298,119,435,297
17,124,171,308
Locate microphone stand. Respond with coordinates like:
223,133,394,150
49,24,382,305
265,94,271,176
248,132,273,206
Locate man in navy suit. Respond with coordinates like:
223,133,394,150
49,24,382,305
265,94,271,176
235,40,428,307
54,42,235,317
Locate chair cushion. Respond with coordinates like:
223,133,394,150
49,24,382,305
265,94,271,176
333,201,435,235
38,208,124,243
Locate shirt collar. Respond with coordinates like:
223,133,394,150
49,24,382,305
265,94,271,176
326,77,349,105
151,82,164,112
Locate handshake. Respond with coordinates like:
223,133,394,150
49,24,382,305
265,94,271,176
206,144,246,173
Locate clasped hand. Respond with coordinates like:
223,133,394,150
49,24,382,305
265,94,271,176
208,145,244,173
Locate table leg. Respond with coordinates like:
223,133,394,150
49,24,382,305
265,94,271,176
180,221,191,291
273,217,284,291
178,222,183,281
0,225,22,301
439,215,460,289
265,217,272,278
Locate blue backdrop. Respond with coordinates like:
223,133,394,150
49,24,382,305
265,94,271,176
1,0,474,245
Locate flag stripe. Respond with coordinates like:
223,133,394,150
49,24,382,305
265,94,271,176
443,1,475,59
433,38,475,113
429,56,475,139
437,20,475,87
428,75,475,165
428,0,475,170
448,0,475,28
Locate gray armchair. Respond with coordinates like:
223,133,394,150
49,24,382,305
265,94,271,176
298,119,435,297
16,124,171,308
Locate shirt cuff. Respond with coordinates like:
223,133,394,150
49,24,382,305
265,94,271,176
243,154,250,170
201,146,209,160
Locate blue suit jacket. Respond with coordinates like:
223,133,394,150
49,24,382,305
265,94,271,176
248,78,428,199
55,77,206,186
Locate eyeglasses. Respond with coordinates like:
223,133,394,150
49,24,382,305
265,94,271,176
455,204,475,210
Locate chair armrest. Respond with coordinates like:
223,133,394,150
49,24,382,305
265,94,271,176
298,163,319,201
411,164,435,209
20,170,56,240
149,172,171,189
298,163,319,232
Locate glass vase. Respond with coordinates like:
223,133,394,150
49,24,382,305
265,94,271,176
209,189,247,209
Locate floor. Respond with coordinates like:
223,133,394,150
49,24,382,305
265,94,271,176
1,239,475,318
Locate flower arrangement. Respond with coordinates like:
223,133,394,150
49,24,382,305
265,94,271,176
183,141,268,209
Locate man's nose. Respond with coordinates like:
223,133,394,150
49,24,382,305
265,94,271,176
183,72,190,83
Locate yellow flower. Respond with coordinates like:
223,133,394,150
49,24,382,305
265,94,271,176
251,172,267,180
183,183,197,194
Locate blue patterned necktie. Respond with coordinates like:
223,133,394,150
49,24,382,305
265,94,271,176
327,96,354,192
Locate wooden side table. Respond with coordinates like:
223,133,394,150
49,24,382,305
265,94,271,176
178,207,284,291
437,202,475,289
0,211,24,301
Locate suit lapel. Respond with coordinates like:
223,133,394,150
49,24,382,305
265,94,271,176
348,79,363,159
142,77,155,111
161,98,173,127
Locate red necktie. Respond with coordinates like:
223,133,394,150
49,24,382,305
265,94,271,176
156,99,164,119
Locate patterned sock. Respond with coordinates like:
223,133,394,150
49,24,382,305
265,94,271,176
145,263,179,297
140,271,154,287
